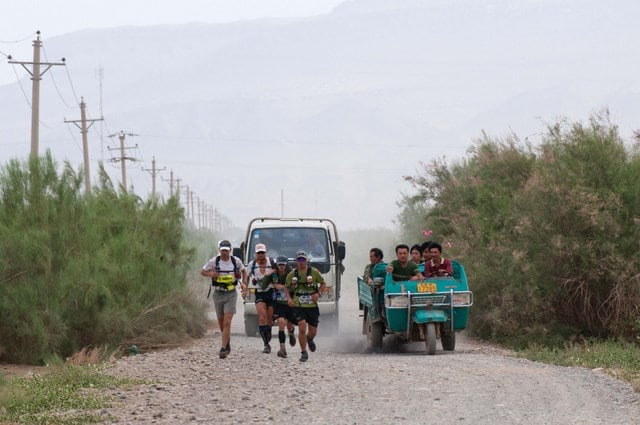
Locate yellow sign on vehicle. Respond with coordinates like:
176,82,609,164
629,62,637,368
417,282,437,293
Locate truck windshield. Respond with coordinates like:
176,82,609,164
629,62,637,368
248,227,330,262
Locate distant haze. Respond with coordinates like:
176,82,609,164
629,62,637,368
1,0,639,232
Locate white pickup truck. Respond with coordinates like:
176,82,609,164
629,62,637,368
234,217,346,336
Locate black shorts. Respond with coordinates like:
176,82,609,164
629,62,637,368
292,306,320,328
255,289,274,307
273,302,297,325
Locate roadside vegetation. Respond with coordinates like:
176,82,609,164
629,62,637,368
0,152,214,366
0,362,143,424
398,112,640,385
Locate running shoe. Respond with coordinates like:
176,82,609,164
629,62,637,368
226,341,231,353
308,339,316,352
299,351,309,362
219,348,228,359
277,348,287,358
263,343,271,354
288,332,296,347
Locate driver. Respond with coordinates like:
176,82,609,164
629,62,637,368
306,232,328,260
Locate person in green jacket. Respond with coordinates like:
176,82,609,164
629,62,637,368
286,250,325,362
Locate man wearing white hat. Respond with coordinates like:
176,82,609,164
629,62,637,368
201,240,247,359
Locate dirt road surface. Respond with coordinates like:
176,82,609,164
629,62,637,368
100,279,639,424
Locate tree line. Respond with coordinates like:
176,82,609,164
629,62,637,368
0,152,212,364
398,112,640,347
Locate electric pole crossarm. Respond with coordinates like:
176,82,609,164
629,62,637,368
65,118,103,131
8,61,64,76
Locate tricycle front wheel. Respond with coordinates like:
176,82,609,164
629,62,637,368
425,323,436,355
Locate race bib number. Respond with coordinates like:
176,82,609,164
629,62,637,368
275,290,287,301
298,294,312,304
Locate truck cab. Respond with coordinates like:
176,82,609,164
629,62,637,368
235,217,346,336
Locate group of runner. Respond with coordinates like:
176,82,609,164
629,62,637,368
201,240,325,363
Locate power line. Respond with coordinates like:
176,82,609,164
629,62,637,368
138,133,424,148
42,45,75,109
0,32,38,44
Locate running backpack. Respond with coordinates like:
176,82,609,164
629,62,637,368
212,255,242,285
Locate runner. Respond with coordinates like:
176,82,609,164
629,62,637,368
286,250,325,362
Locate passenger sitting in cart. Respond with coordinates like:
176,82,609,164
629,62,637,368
386,244,424,281
423,242,453,278
363,247,384,285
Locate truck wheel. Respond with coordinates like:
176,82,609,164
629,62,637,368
425,323,437,355
441,330,456,351
367,311,383,352
244,314,258,337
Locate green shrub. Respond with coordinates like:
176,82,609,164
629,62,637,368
0,152,209,364
400,113,640,343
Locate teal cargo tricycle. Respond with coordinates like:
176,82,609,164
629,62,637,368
357,261,473,354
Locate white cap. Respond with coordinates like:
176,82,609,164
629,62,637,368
255,243,267,253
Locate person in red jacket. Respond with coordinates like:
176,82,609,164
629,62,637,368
423,242,453,278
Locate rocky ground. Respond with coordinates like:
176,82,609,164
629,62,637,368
97,317,639,425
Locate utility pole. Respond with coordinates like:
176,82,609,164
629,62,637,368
194,196,201,228
208,205,214,231
64,97,103,194
199,199,207,229
142,157,165,199
182,186,190,222
214,208,221,233
8,31,66,157
190,191,196,224
107,131,138,192
162,170,180,197
174,177,182,200
95,66,104,158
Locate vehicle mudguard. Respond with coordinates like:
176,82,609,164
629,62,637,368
413,309,447,324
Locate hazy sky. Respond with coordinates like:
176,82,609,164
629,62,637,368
0,0,345,86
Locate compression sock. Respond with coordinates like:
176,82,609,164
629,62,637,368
278,330,286,347
259,325,269,345
265,327,272,344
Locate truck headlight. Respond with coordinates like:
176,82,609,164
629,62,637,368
385,294,409,308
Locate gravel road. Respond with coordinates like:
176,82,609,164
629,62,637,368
100,287,640,425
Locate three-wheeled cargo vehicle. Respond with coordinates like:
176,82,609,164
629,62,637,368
357,260,473,354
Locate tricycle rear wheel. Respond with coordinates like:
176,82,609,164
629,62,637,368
425,323,436,355
366,309,383,352
441,329,455,351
